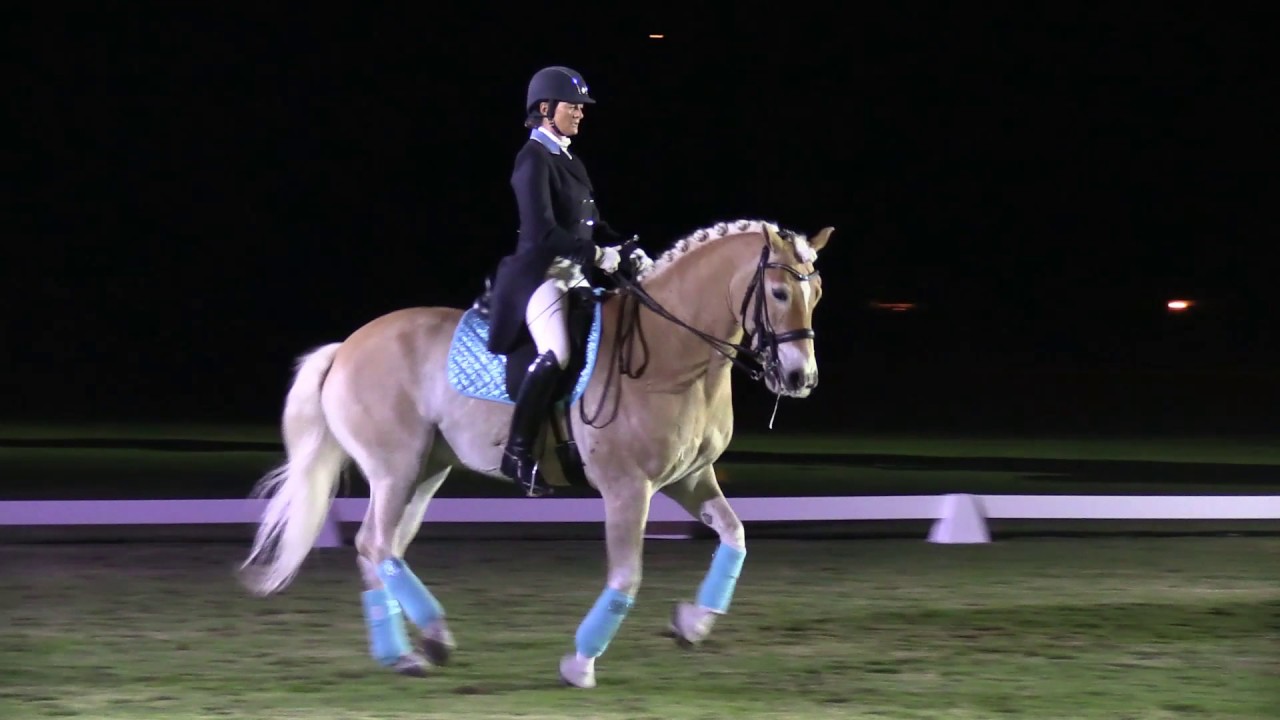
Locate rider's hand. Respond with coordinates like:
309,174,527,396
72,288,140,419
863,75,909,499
628,246,654,275
597,245,622,273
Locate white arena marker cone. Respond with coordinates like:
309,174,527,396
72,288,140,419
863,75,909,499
928,493,991,544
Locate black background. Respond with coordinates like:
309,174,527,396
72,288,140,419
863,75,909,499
8,5,1275,433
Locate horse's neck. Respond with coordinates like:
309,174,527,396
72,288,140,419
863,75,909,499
638,235,758,377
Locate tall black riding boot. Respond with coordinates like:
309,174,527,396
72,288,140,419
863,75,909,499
500,350,564,497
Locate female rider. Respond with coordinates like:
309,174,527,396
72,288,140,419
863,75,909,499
486,65,646,496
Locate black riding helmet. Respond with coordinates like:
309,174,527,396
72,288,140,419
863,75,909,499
525,66,595,118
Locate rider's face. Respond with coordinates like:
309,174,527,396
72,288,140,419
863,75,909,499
545,101,584,136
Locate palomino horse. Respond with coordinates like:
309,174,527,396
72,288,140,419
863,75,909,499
239,218,830,688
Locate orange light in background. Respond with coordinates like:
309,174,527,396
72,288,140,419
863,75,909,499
870,301,917,312
648,34,665,39
1167,299,1194,312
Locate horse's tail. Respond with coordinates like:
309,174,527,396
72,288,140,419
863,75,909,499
239,342,347,597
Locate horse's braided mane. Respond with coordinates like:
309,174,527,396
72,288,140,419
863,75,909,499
636,218,817,281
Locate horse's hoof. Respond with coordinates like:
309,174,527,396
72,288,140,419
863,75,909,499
669,601,716,648
418,623,456,666
559,653,596,689
391,652,432,678
419,637,453,666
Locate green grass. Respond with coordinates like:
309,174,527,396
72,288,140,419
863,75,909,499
0,448,283,500
732,432,1280,465
0,422,281,443
4,422,1280,500
6,421,1280,464
4,448,1278,501
716,463,1277,497
1,538,1277,718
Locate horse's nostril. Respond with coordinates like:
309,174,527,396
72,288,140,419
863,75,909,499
786,369,804,390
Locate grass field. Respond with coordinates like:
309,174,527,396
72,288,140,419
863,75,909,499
6,421,1280,463
3,423,1279,716
1,537,1277,719
4,423,1280,501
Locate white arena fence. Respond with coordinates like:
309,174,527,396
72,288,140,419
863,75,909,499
1,493,1278,545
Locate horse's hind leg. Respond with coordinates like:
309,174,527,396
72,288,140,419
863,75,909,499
347,428,449,677
659,465,746,647
392,461,456,665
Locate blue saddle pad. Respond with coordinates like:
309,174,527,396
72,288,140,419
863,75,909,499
446,301,603,406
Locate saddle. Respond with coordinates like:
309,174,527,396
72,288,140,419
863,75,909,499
451,278,603,489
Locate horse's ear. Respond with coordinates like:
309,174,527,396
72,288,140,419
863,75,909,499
764,224,787,253
809,226,834,252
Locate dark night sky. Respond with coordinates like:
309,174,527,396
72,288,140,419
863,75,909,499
7,5,1276,425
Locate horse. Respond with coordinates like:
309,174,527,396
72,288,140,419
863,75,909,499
238,218,831,688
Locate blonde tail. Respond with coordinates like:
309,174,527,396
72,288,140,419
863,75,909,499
239,343,347,596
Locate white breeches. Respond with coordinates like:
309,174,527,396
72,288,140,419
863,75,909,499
525,258,590,370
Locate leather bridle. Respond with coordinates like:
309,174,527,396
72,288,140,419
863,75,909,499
609,237,817,384
578,235,818,429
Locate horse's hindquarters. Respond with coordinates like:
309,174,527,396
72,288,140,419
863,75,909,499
321,307,462,463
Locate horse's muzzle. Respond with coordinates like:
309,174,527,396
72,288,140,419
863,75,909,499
784,368,818,394
767,366,818,398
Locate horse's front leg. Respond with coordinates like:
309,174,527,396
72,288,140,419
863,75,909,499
659,465,746,647
559,481,651,689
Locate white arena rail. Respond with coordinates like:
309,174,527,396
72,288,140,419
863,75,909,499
1,493,1277,545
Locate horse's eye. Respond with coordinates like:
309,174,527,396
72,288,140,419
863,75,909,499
772,288,789,301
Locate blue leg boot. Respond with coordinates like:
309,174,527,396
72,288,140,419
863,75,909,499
697,542,747,613
374,557,454,665
374,557,445,629
671,542,747,646
560,587,635,688
361,589,428,676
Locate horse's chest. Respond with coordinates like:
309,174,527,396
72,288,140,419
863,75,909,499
631,370,735,485
656,422,732,485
